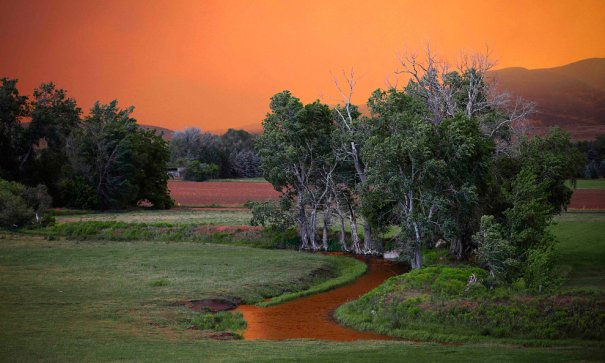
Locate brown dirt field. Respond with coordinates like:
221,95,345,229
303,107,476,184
168,180,279,206
569,189,605,210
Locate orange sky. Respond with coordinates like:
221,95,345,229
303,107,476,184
1,0,604,132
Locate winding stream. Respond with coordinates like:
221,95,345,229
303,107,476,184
235,255,408,341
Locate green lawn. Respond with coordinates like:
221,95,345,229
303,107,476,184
568,178,605,189
552,212,605,290
54,208,252,225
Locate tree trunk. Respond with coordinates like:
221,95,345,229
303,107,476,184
363,221,373,253
449,238,463,259
298,199,309,249
338,211,348,251
410,245,422,269
349,210,361,254
411,221,423,269
322,207,332,251
309,209,318,250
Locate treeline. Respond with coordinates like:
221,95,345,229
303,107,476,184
0,78,173,223
255,51,582,289
169,128,260,180
576,135,605,178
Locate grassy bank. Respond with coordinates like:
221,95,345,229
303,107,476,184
260,255,367,307
335,211,605,346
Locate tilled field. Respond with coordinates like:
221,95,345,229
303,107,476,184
569,189,605,210
168,180,279,206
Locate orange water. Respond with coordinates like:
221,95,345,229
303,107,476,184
235,255,408,341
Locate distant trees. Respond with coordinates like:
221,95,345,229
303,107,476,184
576,135,605,178
169,127,260,179
0,78,173,212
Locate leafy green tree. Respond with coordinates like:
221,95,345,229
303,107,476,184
0,78,28,180
257,91,335,250
21,83,81,204
67,101,172,209
363,88,491,268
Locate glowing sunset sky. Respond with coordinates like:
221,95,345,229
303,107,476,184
1,0,604,132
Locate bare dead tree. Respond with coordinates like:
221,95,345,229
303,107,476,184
331,69,375,254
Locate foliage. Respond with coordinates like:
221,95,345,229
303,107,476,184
0,78,28,180
248,199,293,231
170,127,260,179
523,247,560,291
257,91,336,250
0,178,52,228
336,264,605,342
576,134,605,178
183,160,219,181
20,83,82,205
473,215,517,284
190,311,246,333
66,101,173,209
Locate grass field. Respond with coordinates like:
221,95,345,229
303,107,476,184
53,208,253,226
552,212,605,290
1,235,602,362
571,178,605,189
2,210,604,361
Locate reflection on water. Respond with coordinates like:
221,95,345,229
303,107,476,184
235,254,408,341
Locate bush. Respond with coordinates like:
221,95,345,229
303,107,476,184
473,215,518,284
190,311,246,332
184,160,220,181
0,179,52,228
248,199,293,232
523,248,560,291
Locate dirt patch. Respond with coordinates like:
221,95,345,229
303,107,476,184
205,332,241,340
173,298,243,313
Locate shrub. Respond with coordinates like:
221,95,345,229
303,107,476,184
184,160,219,181
248,199,293,232
473,215,518,284
523,247,560,291
190,311,246,332
0,179,53,228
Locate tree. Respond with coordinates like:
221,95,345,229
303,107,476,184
66,101,172,209
331,71,376,253
257,91,335,250
21,83,81,204
0,78,28,180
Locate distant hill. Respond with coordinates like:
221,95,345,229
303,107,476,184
489,58,605,140
132,59,605,141
139,124,175,140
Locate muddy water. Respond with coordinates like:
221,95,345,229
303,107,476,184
235,255,408,341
